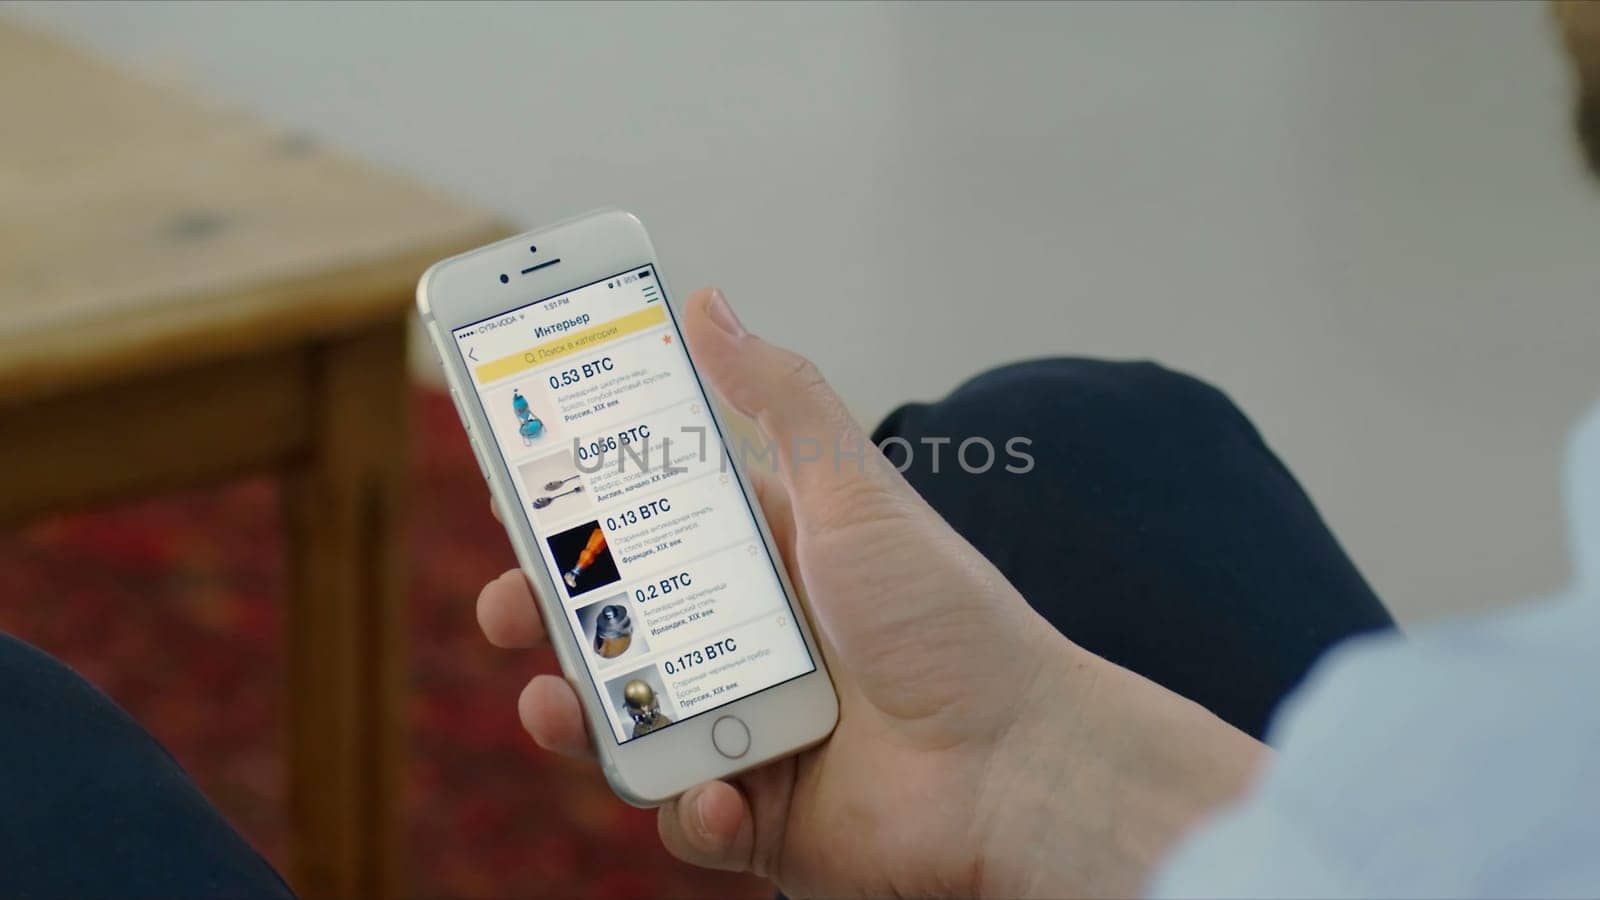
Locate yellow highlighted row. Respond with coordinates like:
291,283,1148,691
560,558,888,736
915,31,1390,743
474,304,668,383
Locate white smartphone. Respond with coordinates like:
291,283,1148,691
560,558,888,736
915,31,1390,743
416,209,838,805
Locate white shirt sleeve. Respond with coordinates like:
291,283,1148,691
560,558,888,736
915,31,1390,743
1148,401,1600,899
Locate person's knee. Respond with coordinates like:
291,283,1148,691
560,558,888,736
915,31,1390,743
0,632,155,771
967,356,1239,416
0,632,108,717
883,357,1259,469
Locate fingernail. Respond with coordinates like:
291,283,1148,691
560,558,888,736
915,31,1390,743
705,288,746,338
688,787,716,842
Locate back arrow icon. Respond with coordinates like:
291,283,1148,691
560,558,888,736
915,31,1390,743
468,348,479,362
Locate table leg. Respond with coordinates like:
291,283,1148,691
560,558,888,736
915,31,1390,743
284,320,408,899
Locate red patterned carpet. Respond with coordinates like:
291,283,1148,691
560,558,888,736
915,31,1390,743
0,389,768,900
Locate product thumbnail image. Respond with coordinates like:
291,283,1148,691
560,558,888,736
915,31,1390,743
546,520,620,598
605,665,675,739
512,389,545,446
574,593,650,664
518,451,598,525
594,605,632,656
486,382,568,463
533,475,582,510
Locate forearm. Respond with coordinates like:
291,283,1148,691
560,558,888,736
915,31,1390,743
974,628,1269,898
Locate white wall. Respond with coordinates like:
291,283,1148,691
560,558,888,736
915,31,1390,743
12,0,1599,625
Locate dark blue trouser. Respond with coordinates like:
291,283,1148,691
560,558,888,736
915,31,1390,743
0,631,293,899
873,358,1394,740
0,359,1391,896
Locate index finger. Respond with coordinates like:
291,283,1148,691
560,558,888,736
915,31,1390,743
478,568,548,649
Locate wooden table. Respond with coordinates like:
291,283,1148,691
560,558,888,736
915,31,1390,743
0,22,504,898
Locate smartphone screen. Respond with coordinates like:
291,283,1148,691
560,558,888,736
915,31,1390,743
451,265,817,744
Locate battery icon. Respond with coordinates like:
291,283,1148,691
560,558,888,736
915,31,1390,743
637,269,650,279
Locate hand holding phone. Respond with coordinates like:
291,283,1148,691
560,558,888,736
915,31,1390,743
477,285,1170,898
446,214,1263,898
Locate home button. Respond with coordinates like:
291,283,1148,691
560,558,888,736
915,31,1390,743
711,716,751,759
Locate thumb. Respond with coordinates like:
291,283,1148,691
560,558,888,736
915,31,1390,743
679,287,896,510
